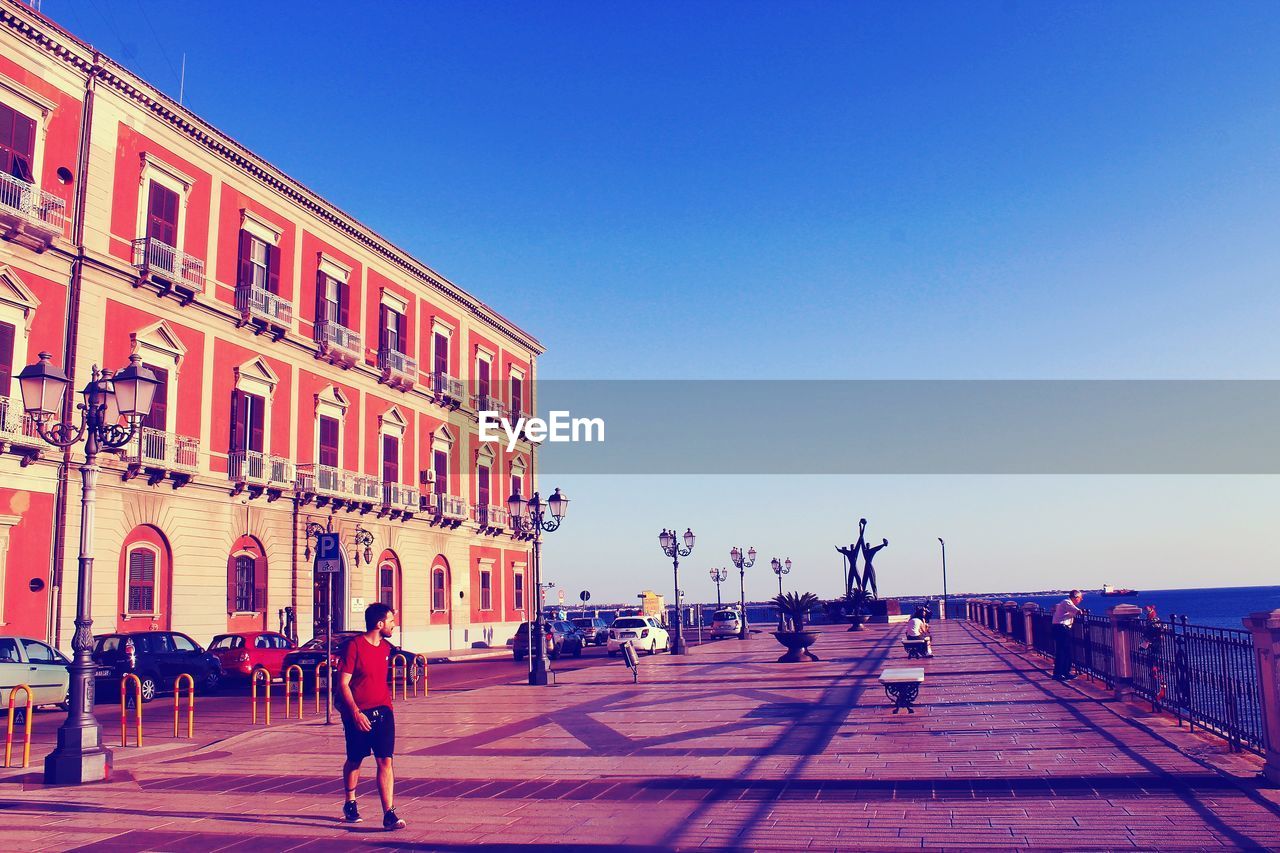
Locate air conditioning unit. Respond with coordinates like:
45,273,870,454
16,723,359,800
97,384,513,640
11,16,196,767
420,469,437,489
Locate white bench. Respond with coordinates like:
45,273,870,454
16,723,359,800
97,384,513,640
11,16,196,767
879,666,925,714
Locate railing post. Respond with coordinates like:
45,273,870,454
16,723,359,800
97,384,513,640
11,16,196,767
1242,610,1280,783
1003,601,1018,636
1107,604,1142,701
1022,603,1038,650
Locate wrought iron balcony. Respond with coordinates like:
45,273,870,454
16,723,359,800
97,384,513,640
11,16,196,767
315,320,361,368
430,371,465,406
377,347,417,391
123,427,199,486
474,503,510,533
381,481,420,516
473,393,502,415
0,393,45,464
0,172,67,251
236,283,293,332
131,236,206,299
229,450,293,497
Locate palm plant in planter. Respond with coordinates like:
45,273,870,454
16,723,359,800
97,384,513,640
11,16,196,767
770,592,822,662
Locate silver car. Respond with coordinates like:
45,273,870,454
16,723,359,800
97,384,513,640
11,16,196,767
0,635,70,708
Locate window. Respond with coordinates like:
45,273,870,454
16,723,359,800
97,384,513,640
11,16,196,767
21,639,54,663
511,375,523,417
511,474,523,502
379,565,396,608
209,635,242,650
477,462,490,509
172,634,198,653
433,331,448,377
146,182,179,247
382,435,399,485
319,415,340,467
477,356,490,402
233,554,256,611
0,103,35,182
238,232,280,294
432,569,446,612
316,273,349,328
433,449,449,495
514,572,524,610
380,305,406,354
0,637,18,663
142,364,168,431
127,547,156,613
230,390,265,454
0,320,14,398
480,569,492,611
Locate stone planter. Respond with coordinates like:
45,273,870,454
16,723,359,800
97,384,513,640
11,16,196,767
846,613,866,632
772,630,820,663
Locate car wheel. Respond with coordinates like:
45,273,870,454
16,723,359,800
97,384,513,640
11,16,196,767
648,641,656,655
202,669,221,694
665,636,672,652
138,675,158,704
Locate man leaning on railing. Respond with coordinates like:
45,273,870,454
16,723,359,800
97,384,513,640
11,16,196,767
1051,590,1084,681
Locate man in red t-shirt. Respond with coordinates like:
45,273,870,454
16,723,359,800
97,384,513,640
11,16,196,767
338,602,405,830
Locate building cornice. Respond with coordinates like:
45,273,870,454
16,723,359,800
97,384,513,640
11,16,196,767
0,1,544,357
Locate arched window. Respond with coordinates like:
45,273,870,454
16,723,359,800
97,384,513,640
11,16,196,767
432,568,446,612
233,555,256,612
126,546,157,614
379,564,396,608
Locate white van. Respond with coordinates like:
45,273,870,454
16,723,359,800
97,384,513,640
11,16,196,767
710,609,742,639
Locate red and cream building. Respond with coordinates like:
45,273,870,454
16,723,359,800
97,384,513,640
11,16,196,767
0,0,539,652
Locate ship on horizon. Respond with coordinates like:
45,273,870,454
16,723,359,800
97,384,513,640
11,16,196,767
1101,584,1140,597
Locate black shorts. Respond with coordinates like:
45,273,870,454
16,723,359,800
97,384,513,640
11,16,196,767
342,705,395,762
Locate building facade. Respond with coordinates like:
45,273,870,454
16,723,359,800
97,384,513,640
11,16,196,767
0,0,539,653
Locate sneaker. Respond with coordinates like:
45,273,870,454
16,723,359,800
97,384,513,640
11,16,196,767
383,808,406,830
342,800,362,823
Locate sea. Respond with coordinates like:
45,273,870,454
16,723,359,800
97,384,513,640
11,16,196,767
961,585,1280,632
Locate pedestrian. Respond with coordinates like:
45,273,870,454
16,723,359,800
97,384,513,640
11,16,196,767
1051,589,1083,681
904,607,934,656
338,602,406,830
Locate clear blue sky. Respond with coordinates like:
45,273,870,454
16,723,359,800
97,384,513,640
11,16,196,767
50,1,1280,602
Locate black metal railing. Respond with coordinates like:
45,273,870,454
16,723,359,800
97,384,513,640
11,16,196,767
1070,612,1114,687
1124,615,1264,755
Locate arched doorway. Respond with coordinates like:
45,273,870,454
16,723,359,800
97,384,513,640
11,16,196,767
313,543,347,637
117,525,172,632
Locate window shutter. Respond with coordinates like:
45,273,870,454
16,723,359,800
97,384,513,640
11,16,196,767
434,449,449,495
266,244,281,294
478,464,490,508
253,555,267,612
379,305,388,351
0,321,15,398
248,394,265,453
314,273,326,325
433,333,448,376
383,435,399,484
397,311,407,353
237,231,253,289
229,390,242,453
143,365,168,431
129,549,156,613
319,416,339,467
337,280,350,329
226,553,238,614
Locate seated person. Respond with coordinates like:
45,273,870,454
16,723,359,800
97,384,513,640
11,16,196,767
904,607,934,657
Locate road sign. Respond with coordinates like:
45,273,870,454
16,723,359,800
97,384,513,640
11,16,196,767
579,590,590,602
315,533,341,574
558,588,565,604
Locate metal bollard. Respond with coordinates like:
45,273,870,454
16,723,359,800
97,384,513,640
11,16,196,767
413,654,428,697
251,668,271,726
4,685,33,768
315,662,331,715
173,673,195,738
121,674,143,747
391,654,408,702
284,665,304,720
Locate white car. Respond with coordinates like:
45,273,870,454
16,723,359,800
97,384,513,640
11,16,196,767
0,635,70,709
606,616,670,656
710,608,743,639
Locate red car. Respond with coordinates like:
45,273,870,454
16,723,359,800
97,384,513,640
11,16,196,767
208,631,295,680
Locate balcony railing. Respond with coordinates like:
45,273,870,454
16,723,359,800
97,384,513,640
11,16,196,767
430,371,465,404
236,283,293,327
474,503,510,530
441,494,469,521
0,172,67,244
0,394,44,447
381,482,420,514
473,393,502,414
378,347,417,388
297,463,381,504
131,237,206,294
229,450,294,488
124,427,199,473
315,320,361,365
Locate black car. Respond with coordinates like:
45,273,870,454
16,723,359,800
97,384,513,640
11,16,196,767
570,617,609,646
92,632,222,703
512,620,584,661
281,633,423,689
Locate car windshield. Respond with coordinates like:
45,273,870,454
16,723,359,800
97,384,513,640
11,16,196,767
209,636,243,650
613,618,647,629
571,619,593,627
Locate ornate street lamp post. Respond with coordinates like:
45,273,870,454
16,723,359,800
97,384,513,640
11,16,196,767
507,488,568,685
658,528,694,655
709,567,728,608
938,538,947,620
729,545,756,640
771,557,792,596
18,352,159,785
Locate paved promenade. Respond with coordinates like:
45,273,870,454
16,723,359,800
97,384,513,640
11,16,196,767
3,620,1280,850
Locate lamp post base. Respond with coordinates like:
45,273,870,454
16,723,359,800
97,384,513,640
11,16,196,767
44,735,112,785
528,657,551,685
673,634,688,654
